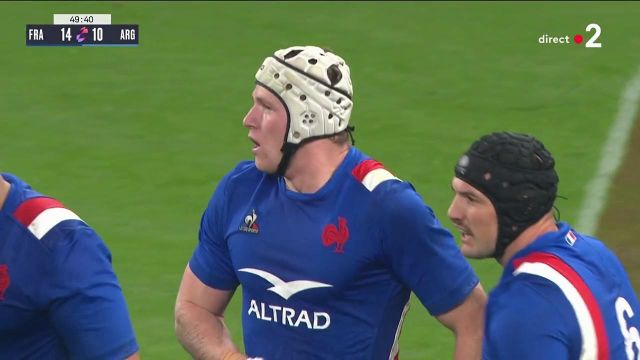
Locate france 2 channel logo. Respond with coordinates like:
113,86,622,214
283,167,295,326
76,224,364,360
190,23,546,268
538,23,602,48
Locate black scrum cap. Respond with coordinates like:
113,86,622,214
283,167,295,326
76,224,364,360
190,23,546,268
454,132,559,259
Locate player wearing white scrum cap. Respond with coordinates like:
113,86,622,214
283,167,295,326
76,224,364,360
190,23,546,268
176,45,486,360
255,45,355,175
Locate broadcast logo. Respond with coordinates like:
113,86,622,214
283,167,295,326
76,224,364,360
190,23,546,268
538,23,602,48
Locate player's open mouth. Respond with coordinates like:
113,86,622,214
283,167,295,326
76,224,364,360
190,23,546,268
249,137,260,151
454,226,472,242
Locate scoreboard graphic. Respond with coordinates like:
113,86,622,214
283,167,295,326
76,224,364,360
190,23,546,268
26,14,138,47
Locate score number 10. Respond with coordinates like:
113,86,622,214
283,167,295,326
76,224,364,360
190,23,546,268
60,27,103,42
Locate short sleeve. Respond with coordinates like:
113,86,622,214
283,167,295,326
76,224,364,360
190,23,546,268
189,172,239,290
44,223,138,359
380,182,479,316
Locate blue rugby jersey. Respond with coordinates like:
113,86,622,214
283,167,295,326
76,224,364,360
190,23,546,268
0,174,138,359
190,147,479,359
485,222,640,360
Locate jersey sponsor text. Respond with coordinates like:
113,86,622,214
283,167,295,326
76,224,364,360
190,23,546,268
247,299,330,330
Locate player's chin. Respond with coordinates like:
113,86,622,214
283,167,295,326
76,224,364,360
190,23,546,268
254,158,278,174
460,244,487,259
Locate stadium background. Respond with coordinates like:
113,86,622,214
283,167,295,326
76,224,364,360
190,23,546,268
1,2,639,358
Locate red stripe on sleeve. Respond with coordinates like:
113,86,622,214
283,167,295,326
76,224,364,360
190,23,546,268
13,197,65,227
351,159,386,182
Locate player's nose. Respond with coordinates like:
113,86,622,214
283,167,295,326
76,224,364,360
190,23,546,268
243,105,259,129
447,196,463,223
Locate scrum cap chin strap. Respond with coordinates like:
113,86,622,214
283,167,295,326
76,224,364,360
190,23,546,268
275,126,355,177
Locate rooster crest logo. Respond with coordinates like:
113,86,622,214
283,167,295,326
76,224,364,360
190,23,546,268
322,217,349,253
240,209,259,234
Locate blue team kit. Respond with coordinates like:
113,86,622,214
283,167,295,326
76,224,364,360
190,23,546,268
0,174,138,359
190,147,479,359
485,222,640,359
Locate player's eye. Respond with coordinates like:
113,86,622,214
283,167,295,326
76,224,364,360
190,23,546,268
257,100,272,111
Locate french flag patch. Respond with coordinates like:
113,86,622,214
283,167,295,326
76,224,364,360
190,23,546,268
565,230,577,246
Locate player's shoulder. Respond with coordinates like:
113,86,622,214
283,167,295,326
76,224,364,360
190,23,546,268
350,157,401,191
576,231,623,266
566,231,635,296
349,155,429,212
496,254,587,322
204,160,270,212
222,160,266,188
348,155,419,201
495,272,564,304
11,195,89,248
229,160,260,176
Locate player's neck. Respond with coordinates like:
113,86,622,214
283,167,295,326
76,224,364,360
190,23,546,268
0,176,10,211
284,140,350,193
499,212,558,267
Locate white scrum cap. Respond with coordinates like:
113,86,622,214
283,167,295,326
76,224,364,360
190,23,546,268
255,46,354,145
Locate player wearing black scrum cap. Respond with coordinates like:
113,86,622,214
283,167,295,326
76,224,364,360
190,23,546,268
448,131,640,359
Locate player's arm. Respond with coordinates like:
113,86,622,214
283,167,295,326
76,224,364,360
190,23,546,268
435,284,487,360
46,225,139,359
378,182,486,358
175,265,246,360
177,168,251,359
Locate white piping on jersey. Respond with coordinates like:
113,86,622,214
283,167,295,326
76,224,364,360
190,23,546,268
388,300,411,360
28,207,82,240
361,168,400,192
514,262,598,360
239,268,333,300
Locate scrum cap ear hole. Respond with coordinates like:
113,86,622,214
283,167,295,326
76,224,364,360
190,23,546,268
327,64,342,86
284,49,304,59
